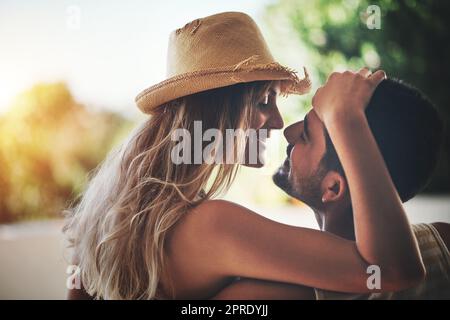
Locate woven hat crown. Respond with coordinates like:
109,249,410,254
167,12,275,76
135,11,311,114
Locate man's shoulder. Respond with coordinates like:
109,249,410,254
431,222,450,249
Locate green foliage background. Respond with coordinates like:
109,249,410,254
0,83,132,223
264,0,450,193
1,0,448,223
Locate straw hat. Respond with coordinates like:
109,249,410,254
135,11,311,114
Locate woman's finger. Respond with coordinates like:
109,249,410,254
358,67,372,78
369,70,387,86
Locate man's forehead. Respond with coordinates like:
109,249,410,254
307,109,327,144
291,109,321,127
295,109,323,130
306,109,322,128
296,109,326,140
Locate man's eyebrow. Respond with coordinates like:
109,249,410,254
304,113,310,139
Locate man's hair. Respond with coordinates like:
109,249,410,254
320,78,444,202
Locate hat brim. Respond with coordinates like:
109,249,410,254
135,63,311,114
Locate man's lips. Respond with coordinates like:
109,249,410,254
280,143,293,174
286,143,293,158
278,157,291,175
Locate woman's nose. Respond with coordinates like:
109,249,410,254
268,106,284,130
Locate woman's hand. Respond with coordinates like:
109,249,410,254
312,68,386,124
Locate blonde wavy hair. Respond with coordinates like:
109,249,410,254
64,80,274,299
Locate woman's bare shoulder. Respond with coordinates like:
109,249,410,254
193,199,247,212
184,199,270,235
169,199,240,242
171,199,261,248
187,199,247,222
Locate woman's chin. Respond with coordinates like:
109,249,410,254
242,160,265,168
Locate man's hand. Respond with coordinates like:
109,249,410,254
312,68,386,124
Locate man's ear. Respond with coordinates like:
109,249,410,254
320,171,348,204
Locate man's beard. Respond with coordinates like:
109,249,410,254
273,159,326,210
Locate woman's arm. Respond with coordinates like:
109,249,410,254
211,278,315,300
184,69,424,294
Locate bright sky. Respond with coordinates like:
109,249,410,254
0,0,276,117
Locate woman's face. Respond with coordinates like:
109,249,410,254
243,82,283,168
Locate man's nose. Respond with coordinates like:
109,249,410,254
283,124,295,143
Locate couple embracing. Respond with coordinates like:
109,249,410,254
65,12,449,300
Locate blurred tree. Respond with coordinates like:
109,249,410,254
266,0,450,193
0,83,133,223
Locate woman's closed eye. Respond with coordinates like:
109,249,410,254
257,95,270,109
258,102,270,110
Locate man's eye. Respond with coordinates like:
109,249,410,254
300,131,307,142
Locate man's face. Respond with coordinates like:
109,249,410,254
273,109,328,209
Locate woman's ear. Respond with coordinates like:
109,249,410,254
320,171,348,204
